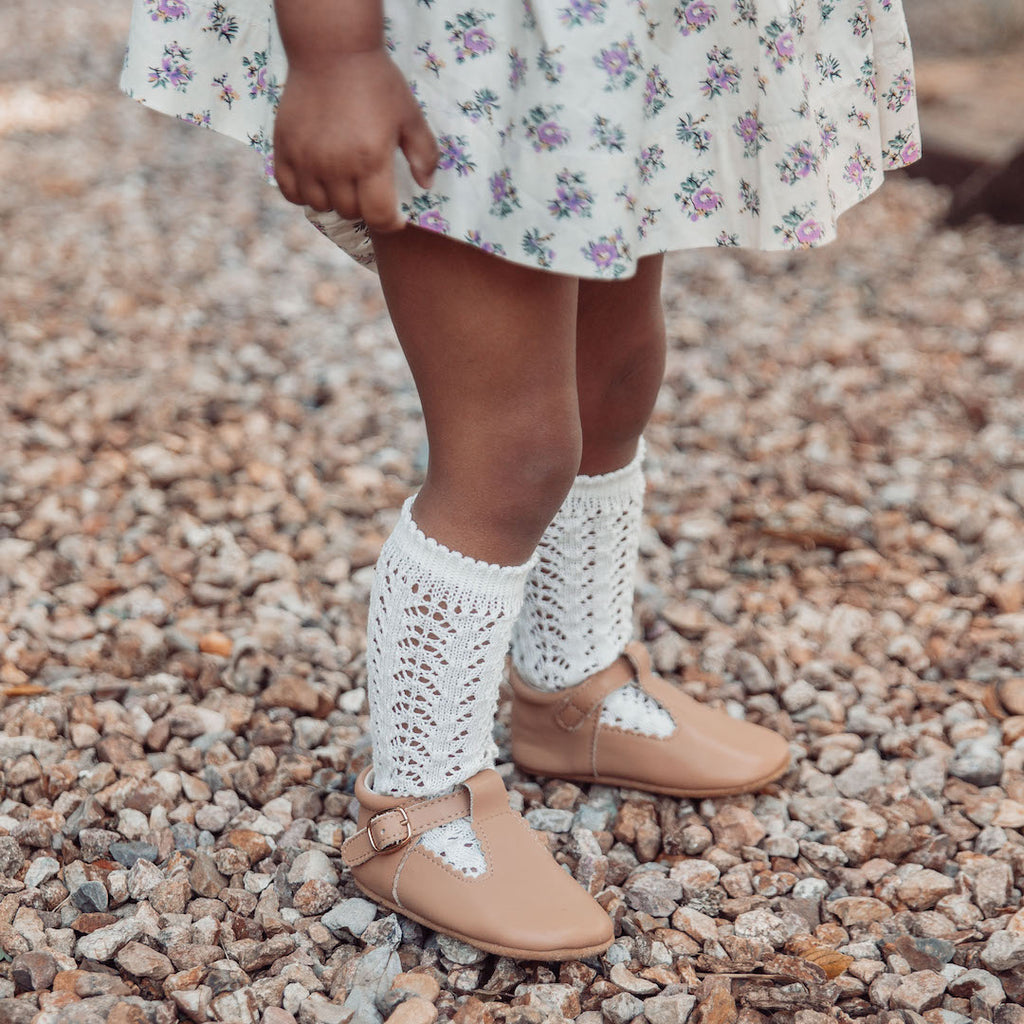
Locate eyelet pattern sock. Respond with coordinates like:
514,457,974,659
368,497,534,876
511,439,675,737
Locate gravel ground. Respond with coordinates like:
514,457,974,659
3,6,1024,1024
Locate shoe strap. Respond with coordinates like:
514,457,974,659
342,785,472,867
554,642,653,731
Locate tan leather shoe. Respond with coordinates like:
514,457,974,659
341,765,614,960
509,642,790,797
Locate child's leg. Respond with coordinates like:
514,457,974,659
372,225,582,566
508,257,790,791
363,225,580,806
511,255,666,696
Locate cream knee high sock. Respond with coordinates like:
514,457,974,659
510,439,674,736
367,497,534,875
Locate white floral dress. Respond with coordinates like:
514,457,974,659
121,0,921,278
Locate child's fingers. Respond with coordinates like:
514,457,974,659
326,180,360,221
356,170,405,232
401,114,440,190
302,179,332,213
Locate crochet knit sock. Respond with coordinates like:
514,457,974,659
367,496,534,876
511,439,674,737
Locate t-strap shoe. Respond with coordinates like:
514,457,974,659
508,642,790,797
341,765,614,960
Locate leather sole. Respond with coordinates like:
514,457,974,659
514,751,790,798
349,876,614,961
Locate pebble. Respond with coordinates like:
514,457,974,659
981,930,1024,971
11,951,57,991
72,882,110,914
108,842,160,869
950,739,1004,787
322,898,377,937
437,934,488,965
287,850,339,887
23,856,60,890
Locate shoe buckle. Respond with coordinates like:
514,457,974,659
367,807,412,855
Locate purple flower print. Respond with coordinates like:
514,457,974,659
548,170,594,219
776,141,820,185
601,48,629,75
844,158,864,185
796,218,824,245
538,121,567,147
675,0,717,36
734,110,769,157
582,230,630,277
691,186,723,215
204,2,239,42
148,43,193,91
776,31,795,58
594,37,639,90
674,171,723,221
559,0,607,27
508,48,527,90
464,28,492,54
636,144,665,185
146,0,190,22
774,204,826,248
523,228,556,270
487,168,519,218
587,241,618,268
438,134,476,177
446,11,496,63
418,210,450,233
900,139,921,164
465,230,506,255
885,70,914,113
643,67,671,118
242,51,280,105
524,107,571,152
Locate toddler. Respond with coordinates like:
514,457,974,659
122,0,920,958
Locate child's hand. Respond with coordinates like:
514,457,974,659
273,50,439,232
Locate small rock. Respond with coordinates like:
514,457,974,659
733,908,796,948
11,950,57,991
115,941,174,980
0,998,36,1024
293,879,340,916
644,992,697,1024
890,970,947,1012
513,983,581,1018
947,968,1005,1013
287,849,339,886
829,896,892,926
437,933,487,965
109,841,160,868
72,881,109,914
982,930,1024,972
383,997,438,1024
524,808,574,833
23,855,60,889
601,991,644,1024
322,898,377,937
709,806,767,850
949,740,1003,787
189,851,228,897
0,837,25,877
75,915,144,961
608,964,659,996
896,869,956,910
624,872,683,917
390,972,441,1004
127,859,164,901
